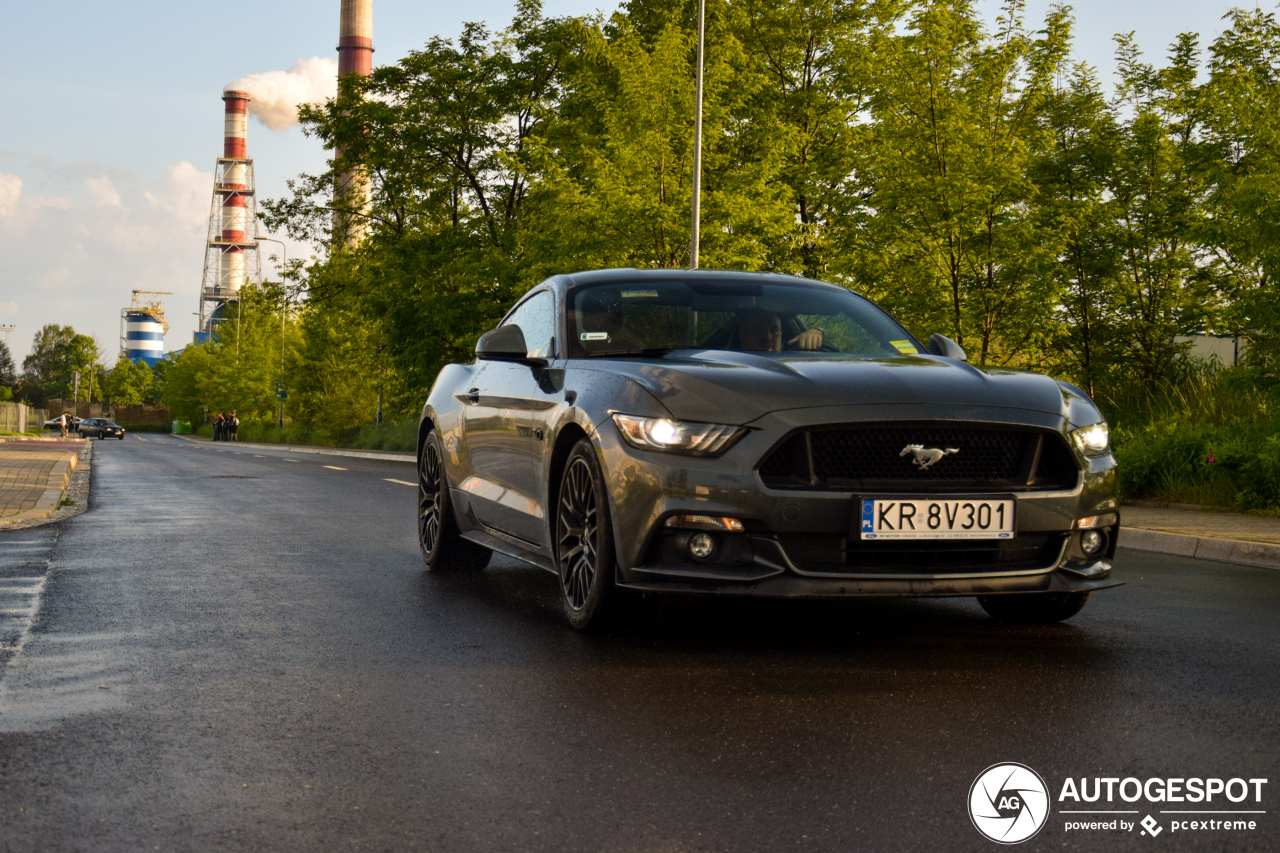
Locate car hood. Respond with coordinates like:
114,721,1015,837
588,350,1081,425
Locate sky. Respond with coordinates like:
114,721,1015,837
0,0,1258,365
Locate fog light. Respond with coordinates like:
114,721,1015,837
688,532,716,560
1080,529,1105,555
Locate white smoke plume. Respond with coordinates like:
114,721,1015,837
225,57,339,133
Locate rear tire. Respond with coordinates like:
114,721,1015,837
977,592,1090,624
555,439,621,632
419,429,491,573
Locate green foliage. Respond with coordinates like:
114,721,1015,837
0,340,15,386
20,324,102,405
162,285,302,426
234,0,1280,526
1108,366,1280,510
102,358,157,406
0,386,11,402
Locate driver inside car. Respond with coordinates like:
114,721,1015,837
738,308,824,352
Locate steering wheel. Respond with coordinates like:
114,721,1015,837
784,340,840,353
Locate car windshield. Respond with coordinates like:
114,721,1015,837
566,278,920,358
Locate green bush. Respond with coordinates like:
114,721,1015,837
117,423,171,433
1107,366,1280,511
350,416,418,452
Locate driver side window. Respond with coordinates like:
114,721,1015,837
503,292,556,359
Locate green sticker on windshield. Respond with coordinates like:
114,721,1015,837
621,290,659,298
890,340,918,354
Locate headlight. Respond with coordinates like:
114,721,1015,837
612,414,747,456
1072,422,1110,456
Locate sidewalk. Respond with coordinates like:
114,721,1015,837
0,438,85,527
1119,503,1280,570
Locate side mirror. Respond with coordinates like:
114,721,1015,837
476,325,530,362
926,333,967,362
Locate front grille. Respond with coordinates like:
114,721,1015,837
775,533,1066,575
758,424,1078,492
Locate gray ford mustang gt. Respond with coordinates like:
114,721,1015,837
417,269,1120,630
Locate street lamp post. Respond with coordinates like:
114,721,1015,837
690,0,706,270
258,237,288,430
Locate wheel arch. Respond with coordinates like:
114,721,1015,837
547,422,590,529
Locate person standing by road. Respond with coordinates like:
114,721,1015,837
229,411,239,442
58,413,67,438
212,412,223,442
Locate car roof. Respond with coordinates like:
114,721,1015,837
539,268,847,299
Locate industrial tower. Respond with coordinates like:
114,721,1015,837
334,0,373,245
120,290,173,366
197,91,260,340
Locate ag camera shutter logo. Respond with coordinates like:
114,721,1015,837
969,763,1050,844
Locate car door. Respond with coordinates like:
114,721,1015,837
458,291,559,547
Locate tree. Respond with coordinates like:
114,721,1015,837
162,285,303,427
0,339,15,386
526,9,793,274
1034,63,1123,396
1199,9,1280,367
847,0,1071,365
1106,32,1216,385
102,358,156,407
63,334,102,403
264,5,565,390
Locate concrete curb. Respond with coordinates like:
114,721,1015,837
1119,527,1280,571
0,446,81,528
169,433,413,463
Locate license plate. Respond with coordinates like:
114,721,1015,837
859,498,1015,540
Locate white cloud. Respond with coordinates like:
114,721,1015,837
0,158,216,363
226,57,339,133
144,161,212,227
0,174,21,216
85,176,122,208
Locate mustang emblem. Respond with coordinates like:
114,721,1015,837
900,444,959,469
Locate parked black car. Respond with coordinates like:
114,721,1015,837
79,418,126,440
417,269,1121,631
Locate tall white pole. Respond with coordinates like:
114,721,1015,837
690,0,705,270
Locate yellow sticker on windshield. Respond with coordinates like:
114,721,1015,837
621,290,659,298
890,340,918,354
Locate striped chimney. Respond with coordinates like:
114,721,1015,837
335,0,373,246
338,0,374,81
221,90,251,292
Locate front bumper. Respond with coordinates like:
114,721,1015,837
599,403,1121,598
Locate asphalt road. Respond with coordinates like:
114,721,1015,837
0,435,1276,852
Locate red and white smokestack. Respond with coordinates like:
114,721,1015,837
338,0,374,82
221,90,251,293
335,0,373,246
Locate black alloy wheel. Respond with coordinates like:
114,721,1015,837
555,439,619,631
418,429,491,573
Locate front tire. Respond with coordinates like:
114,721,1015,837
419,429,491,573
555,439,620,632
977,592,1090,624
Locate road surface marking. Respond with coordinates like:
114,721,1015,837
282,459,299,463
135,436,148,442
385,479,416,487
253,455,266,458
323,465,347,471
